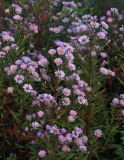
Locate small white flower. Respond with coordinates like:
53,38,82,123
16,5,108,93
23,84,33,93
14,75,24,84
55,70,65,79
32,122,40,129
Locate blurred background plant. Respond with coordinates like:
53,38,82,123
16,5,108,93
78,0,124,16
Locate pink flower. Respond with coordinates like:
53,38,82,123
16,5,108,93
91,51,97,57
38,150,46,158
13,15,23,20
23,84,33,93
101,21,109,29
29,23,38,33
75,24,87,32
68,115,75,122
111,98,119,106
38,57,48,66
94,129,103,138
79,145,88,152
120,100,124,106
14,75,24,84
97,31,106,39
107,17,113,23
90,22,100,28
78,35,89,45
82,135,88,144
58,135,66,143
20,63,27,70
66,133,72,142
9,65,17,74
106,10,112,16
68,63,76,71
15,6,22,14
54,58,63,66
55,70,65,79
57,47,65,55
70,110,77,117
37,111,44,118
0,51,6,58
32,122,40,129
48,49,56,56
63,88,71,96
78,96,88,105
7,87,14,94
2,46,10,52
62,145,71,153
100,52,107,58
28,66,35,73
2,33,11,41
62,97,71,106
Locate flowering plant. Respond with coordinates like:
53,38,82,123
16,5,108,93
0,0,124,160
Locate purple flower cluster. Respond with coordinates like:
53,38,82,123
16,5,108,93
2,0,124,159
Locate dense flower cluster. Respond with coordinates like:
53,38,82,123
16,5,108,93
111,94,124,107
0,31,17,58
1,0,124,159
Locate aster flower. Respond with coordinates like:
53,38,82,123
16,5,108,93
13,15,23,20
9,65,17,74
29,23,38,33
62,17,70,23
79,145,88,152
62,97,71,106
48,49,56,56
15,6,22,14
101,21,109,29
32,122,40,129
38,150,46,158
14,75,24,84
37,111,44,118
55,70,65,79
54,58,63,66
75,24,87,32
2,32,11,41
0,51,6,58
63,88,71,96
50,125,60,135
57,47,66,55
2,46,10,52
66,133,72,142
97,31,106,39
82,135,88,144
38,57,48,66
7,87,14,94
91,51,97,57
68,63,76,71
78,35,89,45
78,96,88,105
70,110,77,117
94,129,103,138
90,21,100,28
120,100,124,106
65,53,74,62
62,145,71,153
23,84,33,93
58,135,66,143
68,115,75,122
100,52,107,58
20,63,27,70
